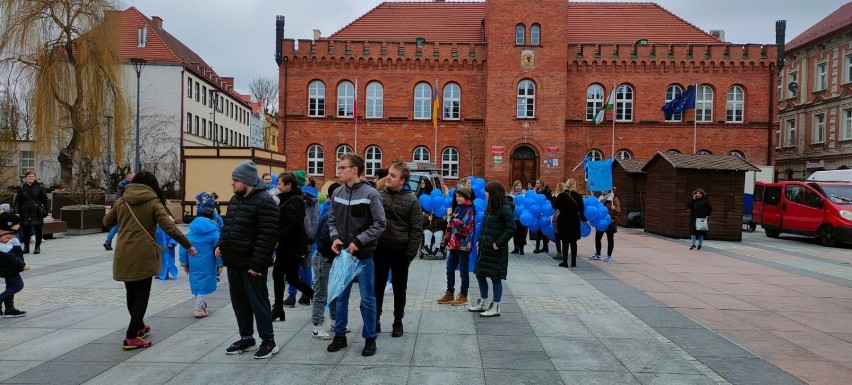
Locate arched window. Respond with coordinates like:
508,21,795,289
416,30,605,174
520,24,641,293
587,149,604,161
666,149,681,154
515,24,525,45
335,145,353,174
615,84,633,122
364,146,382,177
615,149,633,160
308,80,325,117
530,25,541,45
442,147,460,178
337,81,354,118
726,85,744,123
413,146,431,163
665,85,683,122
696,149,713,155
586,84,604,121
696,85,713,122
414,82,432,120
307,145,324,176
366,82,383,119
517,80,535,118
443,83,461,120
727,150,745,159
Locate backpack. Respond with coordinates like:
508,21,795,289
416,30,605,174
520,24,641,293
302,191,319,243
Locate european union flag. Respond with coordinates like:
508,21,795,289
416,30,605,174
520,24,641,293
661,85,696,120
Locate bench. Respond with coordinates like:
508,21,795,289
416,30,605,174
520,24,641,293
42,217,68,239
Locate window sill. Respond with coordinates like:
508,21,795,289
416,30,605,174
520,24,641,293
516,117,536,120
725,121,745,124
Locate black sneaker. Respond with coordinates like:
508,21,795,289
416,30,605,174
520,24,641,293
225,338,256,355
2,308,26,318
298,295,311,306
391,321,403,337
253,340,279,359
361,339,377,356
327,336,347,352
103,243,112,251
283,296,296,308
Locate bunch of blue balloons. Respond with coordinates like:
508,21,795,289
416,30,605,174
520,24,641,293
418,188,452,215
582,195,612,233
513,189,555,239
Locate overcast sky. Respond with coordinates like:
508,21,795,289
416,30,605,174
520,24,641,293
126,0,849,95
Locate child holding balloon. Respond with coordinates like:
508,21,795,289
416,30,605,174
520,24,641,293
436,187,476,306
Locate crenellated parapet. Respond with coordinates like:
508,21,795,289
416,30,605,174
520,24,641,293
281,39,487,67
570,43,778,68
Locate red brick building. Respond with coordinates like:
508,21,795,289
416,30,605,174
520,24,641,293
277,0,779,188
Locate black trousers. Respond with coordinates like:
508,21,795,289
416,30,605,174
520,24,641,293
595,230,615,256
373,249,410,321
534,230,549,251
560,238,578,266
228,267,274,341
21,225,42,250
273,255,313,304
124,277,152,339
512,221,527,251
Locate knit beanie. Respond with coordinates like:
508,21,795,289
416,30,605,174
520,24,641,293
456,186,472,201
328,182,341,198
0,212,20,231
232,160,259,186
293,170,308,187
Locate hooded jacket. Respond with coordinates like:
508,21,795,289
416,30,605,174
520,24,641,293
180,217,221,296
0,231,25,278
377,187,423,260
328,181,386,259
218,184,279,270
14,181,49,226
103,184,192,282
277,185,307,259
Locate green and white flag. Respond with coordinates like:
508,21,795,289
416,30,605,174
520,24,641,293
594,88,615,125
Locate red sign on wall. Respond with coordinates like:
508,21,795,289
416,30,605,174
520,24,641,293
546,146,560,152
491,146,505,156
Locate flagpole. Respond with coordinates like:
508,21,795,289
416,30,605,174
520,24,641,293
611,82,617,157
354,78,358,153
692,82,697,154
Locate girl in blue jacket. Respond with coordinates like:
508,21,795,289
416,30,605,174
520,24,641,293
180,208,222,317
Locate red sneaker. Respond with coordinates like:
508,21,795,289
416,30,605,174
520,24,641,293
137,324,151,339
123,337,152,350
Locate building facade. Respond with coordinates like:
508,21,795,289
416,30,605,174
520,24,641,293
776,2,852,180
278,0,779,188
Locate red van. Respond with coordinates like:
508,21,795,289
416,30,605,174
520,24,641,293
753,181,852,246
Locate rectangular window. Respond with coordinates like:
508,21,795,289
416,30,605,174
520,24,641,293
195,83,200,102
812,113,825,144
208,90,214,107
202,118,207,138
208,121,213,139
787,72,798,99
815,62,828,91
194,116,199,136
843,108,852,140
186,112,192,132
775,125,781,149
187,78,193,98
845,53,852,84
19,151,35,177
785,119,796,147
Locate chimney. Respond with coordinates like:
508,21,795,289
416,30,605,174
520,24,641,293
152,16,163,28
275,15,285,66
776,20,786,70
709,30,725,41
313,29,322,41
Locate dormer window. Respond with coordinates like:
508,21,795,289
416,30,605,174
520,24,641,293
137,27,148,48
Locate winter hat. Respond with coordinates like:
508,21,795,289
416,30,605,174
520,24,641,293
456,186,472,201
293,170,307,187
0,212,20,231
198,206,215,219
232,160,260,186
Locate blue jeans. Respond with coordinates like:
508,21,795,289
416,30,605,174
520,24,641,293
287,263,313,298
1,274,24,310
446,249,469,295
690,235,704,246
334,257,377,341
476,275,503,303
105,225,119,244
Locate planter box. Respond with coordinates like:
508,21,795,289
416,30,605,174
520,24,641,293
61,207,106,235
51,192,106,220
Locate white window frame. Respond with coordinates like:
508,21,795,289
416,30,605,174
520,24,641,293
815,61,828,91
308,81,325,117
441,147,460,179
615,149,633,160
337,81,354,118
726,85,744,123
665,85,683,122
443,83,461,120
843,108,852,140
307,145,324,176
414,82,432,120
787,72,798,99
587,149,604,161
586,84,604,121
812,113,825,144
615,85,633,122
364,146,382,177
186,112,192,133
19,151,34,177
517,80,535,118
530,25,541,46
187,78,193,98
845,53,852,84
365,81,383,119
413,146,431,163
696,85,714,122
335,145,354,174
785,118,796,148
515,25,525,45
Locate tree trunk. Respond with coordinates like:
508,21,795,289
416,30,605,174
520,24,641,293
58,147,74,184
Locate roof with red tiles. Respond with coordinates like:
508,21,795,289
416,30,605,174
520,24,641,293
641,152,759,172
329,1,721,45
786,2,852,52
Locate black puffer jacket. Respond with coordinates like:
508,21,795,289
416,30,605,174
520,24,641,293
377,187,423,260
687,196,713,235
218,185,279,271
14,182,50,226
277,186,307,259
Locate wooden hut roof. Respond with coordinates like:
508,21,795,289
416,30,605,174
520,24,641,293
614,158,649,174
641,152,759,172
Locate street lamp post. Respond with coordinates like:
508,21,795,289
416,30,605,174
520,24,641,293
211,90,219,147
130,58,147,172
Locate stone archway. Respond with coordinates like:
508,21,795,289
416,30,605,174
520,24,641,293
510,145,538,188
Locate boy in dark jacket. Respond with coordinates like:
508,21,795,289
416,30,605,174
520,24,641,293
272,172,314,321
0,212,29,317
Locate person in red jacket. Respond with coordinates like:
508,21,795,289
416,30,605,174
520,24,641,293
436,187,475,306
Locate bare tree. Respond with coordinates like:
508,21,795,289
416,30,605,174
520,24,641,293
249,76,278,115
0,81,22,198
0,0,130,183
462,129,484,176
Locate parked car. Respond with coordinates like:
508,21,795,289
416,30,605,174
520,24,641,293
807,169,852,183
753,180,852,246
405,162,447,197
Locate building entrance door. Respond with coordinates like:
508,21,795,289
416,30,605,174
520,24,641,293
511,145,538,188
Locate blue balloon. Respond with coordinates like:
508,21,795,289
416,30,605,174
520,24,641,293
448,188,456,197
528,220,540,232
525,189,536,198
419,195,433,211
524,197,534,207
520,212,534,227
580,221,592,237
474,198,485,209
476,211,484,223
584,206,600,221
444,196,452,206
594,220,609,232
539,217,550,229
529,205,542,217
474,177,485,187
431,189,442,197
541,204,554,217
514,205,524,219
597,206,609,219
541,222,555,239
534,194,547,205
432,195,443,209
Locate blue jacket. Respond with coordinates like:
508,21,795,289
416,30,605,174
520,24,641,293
179,217,221,295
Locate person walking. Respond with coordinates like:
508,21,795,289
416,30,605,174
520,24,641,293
104,171,134,251
590,190,621,262
375,161,422,337
272,172,314,321
103,171,197,350
687,188,712,250
508,180,527,255
326,154,386,357
310,182,341,340
14,170,50,255
215,161,280,359
468,181,515,317
179,207,222,318
0,212,29,318
554,179,587,268
436,186,475,306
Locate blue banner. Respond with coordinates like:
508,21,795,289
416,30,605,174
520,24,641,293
585,157,613,192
